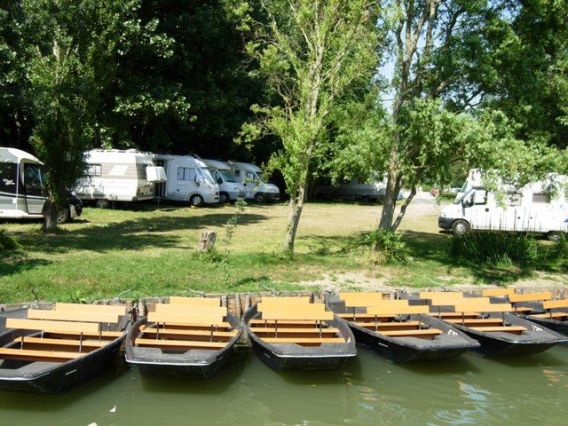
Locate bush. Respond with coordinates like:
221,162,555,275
365,230,408,264
0,230,19,252
449,232,540,266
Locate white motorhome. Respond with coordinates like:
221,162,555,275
74,149,166,207
0,147,82,222
228,161,280,202
154,154,220,206
439,172,568,239
202,159,245,203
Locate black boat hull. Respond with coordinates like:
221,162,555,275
125,316,243,379
458,327,557,356
0,336,123,394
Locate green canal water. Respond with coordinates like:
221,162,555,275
1,347,567,426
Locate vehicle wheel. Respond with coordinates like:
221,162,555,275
547,232,562,241
219,192,230,204
56,208,70,224
189,194,204,207
254,193,265,203
452,220,470,236
96,199,109,209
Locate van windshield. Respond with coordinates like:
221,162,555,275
200,168,215,185
256,172,265,183
219,171,237,183
454,188,474,205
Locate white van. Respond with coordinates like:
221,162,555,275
202,159,245,203
154,154,220,206
228,161,280,202
439,173,568,239
74,149,166,207
0,147,82,222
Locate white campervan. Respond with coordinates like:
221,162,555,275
228,161,280,203
74,149,166,207
154,154,220,206
0,147,82,222
202,159,245,203
439,172,568,239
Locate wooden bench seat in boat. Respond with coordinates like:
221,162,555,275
530,312,568,319
365,305,430,316
339,293,395,308
452,301,513,314
512,307,533,313
147,311,226,328
338,313,396,319
482,288,515,297
12,336,106,349
445,318,504,325
468,326,526,333
508,292,552,303
249,327,340,335
257,304,334,322
354,320,421,327
432,312,479,318
26,309,119,324
153,304,226,317
135,338,226,349
262,337,345,344
259,296,311,304
249,319,327,326
168,297,220,306
379,329,443,338
0,348,83,362
6,318,101,334
140,326,237,338
45,330,123,339
542,300,568,310
54,303,127,315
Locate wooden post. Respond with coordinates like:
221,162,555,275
198,231,217,252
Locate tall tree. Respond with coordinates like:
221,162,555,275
235,0,380,254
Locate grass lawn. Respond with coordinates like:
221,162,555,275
1,200,566,303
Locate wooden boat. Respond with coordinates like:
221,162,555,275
417,292,567,356
125,297,242,378
326,293,479,362
243,297,357,371
0,303,128,393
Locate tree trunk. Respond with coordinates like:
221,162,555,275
42,198,58,232
283,183,307,255
391,184,417,232
378,153,399,230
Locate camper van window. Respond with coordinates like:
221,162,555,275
200,168,215,184
177,167,196,181
23,163,45,196
84,164,102,176
473,190,487,205
257,172,265,183
532,193,548,203
506,192,522,206
211,170,224,184
0,163,17,194
220,171,237,183
245,171,257,183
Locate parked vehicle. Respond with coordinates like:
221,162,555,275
154,154,219,206
0,303,128,393
74,149,166,207
202,159,245,203
228,161,280,202
439,171,568,239
125,297,242,378
326,293,479,362
243,297,356,371
315,178,404,202
0,147,82,222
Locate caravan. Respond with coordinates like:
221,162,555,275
228,161,280,203
154,154,220,206
0,147,82,222
202,159,245,203
439,171,568,239
74,149,166,207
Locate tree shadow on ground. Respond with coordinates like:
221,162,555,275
15,212,269,255
0,254,52,276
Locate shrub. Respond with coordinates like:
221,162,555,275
0,230,19,252
365,230,408,264
449,232,539,266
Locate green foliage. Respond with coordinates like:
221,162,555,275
0,230,19,252
365,230,408,265
225,199,247,242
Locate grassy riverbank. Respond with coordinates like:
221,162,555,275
1,201,566,303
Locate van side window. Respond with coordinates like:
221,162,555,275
532,193,548,203
84,164,102,176
506,192,522,207
0,163,17,194
473,190,487,205
177,167,196,181
23,163,46,196
245,171,257,183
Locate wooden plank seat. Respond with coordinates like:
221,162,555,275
55,303,127,316
27,309,119,324
339,293,392,308
353,320,421,327
482,288,516,297
147,310,226,328
543,300,568,310
151,322,232,330
135,338,226,350
530,312,568,319
168,297,220,307
260,297,311,304
261,337,345,344
468,326,526,333
508,292,552,303
445,318,504,325
44,330,123,339
153,304,226,317
140,326,237,338
249,319,327,326
379,329,443,338
0,348,83,363
432,312,479,318
6,318,101,334
452,301,513,314
250,327,340,335
512,307,533,313
258,303,334,321
12,336,106,349
365,305,430,316
339,313,396,319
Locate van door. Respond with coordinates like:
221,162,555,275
21,162,47,214
244,171,258,199
464,190,490,230
175,166,197,200
0,162,18,214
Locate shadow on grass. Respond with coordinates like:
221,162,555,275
15,212,269,255
0,254,52,276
